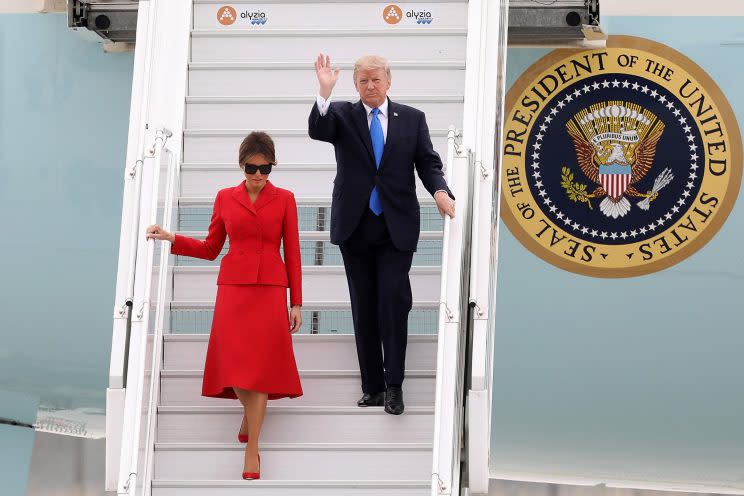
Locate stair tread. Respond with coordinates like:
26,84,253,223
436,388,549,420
183,128,449,136
173,265,440,273
186,95,464,103
181,162,337,169
159,405,434,413
177,196,437,205
178,195,434,202
161,369,436,377
153,479,430,487
189,60,465,69
155,442,432,450
193,0,467,4
163,333,437,342
191,27,467,36
173,230,443,240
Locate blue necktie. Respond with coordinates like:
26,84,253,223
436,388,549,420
369,108,384,215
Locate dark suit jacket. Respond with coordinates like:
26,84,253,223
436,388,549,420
308,98,453,252
171,181,302,306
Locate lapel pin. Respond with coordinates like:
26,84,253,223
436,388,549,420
393,112,398,117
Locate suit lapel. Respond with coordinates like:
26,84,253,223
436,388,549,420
379,98,397,171
232,182,256,215
253,180,278,211
351,101,376,170
231,180,277,215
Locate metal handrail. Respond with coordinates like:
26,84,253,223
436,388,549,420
140,143,179,496
137,128,171,321
120,158,144,389
431,128,457,495
109,0,158,392
117,127,172,495
106,4,159,489
458,148,477,492
431,127,475,495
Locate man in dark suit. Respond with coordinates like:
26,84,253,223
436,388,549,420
308,53,455,415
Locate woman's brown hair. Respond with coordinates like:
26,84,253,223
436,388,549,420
238,131,276,165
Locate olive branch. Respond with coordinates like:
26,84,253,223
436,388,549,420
561,166,593,210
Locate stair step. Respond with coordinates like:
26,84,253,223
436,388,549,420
156,405,434,443
170,265,442,302
194,1,467,31
178,161,445,200
152,479,430,495
177,196,437,206
154,442,431,480
180,163,346,198
176,200,444,234
174,229,443,240
160,370,436,407
185,95,463,130
167,300,439,335
190,28,466,63
182,129,448,164
163,334,438,371
168,234,443,267
188,61,465,97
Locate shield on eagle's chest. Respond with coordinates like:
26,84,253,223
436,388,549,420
599,163,632,201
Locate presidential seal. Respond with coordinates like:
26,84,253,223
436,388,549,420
501,36,742,277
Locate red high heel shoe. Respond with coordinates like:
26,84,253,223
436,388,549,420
242,453,260,480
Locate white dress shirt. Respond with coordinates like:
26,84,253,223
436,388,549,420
316,94,388,142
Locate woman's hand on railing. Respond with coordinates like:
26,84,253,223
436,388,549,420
289,305,302,334
146,225,175,244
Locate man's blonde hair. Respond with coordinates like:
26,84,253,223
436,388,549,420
353,55,392,82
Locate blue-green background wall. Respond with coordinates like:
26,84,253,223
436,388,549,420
0,13,133,495
491,17,744,489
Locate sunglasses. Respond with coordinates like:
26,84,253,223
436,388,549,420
244,163,273,175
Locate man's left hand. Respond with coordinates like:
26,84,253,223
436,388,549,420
435,191,455,219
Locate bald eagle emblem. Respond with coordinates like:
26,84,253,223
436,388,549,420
562,102,674,218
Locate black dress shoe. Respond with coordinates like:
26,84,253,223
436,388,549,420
357,392,384,407
384,386,405,415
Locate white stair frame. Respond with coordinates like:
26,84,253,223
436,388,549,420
107,0,157,490
429,1,511,494
107,1,192,494
461,0,510,494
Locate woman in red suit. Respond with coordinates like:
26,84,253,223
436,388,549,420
146,131,303,480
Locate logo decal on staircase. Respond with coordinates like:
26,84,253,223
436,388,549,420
217,6,237,26
216,5,268,26
500,36,742,277
407,10,433,24
383,4,403,24
382,4,434,26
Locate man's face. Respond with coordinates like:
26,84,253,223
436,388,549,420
354,67,391,108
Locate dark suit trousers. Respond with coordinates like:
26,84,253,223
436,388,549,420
339,209,414,393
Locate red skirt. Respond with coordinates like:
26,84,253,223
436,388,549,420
201,284,303,400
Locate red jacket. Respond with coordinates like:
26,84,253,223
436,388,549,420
171,181,302,306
